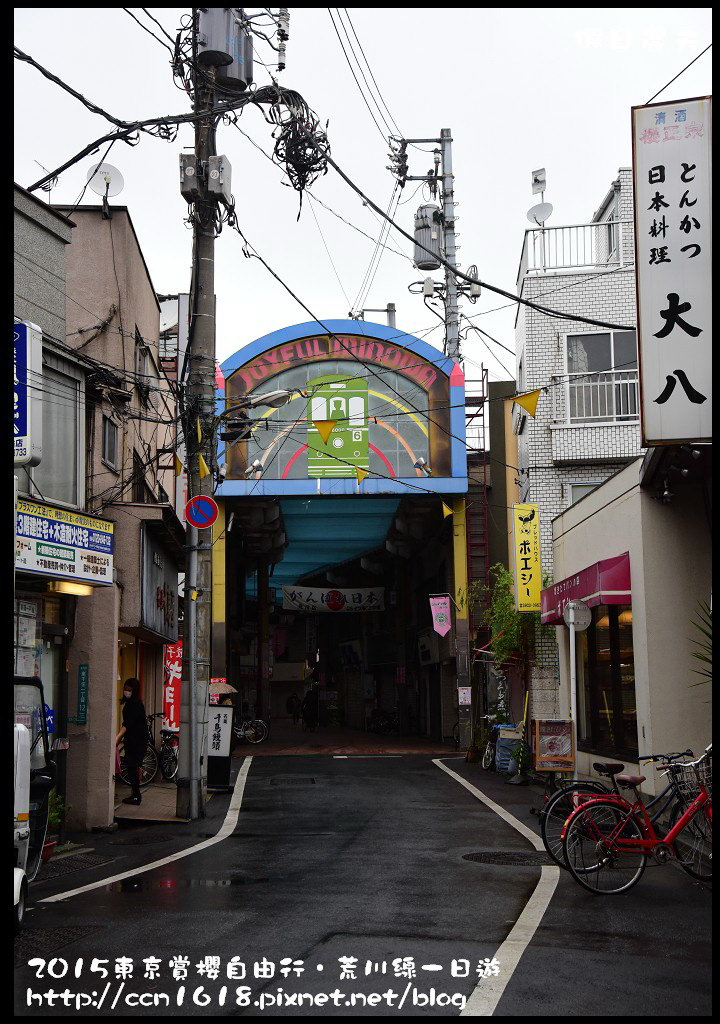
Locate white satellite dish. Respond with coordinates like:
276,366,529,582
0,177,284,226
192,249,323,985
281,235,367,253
527,202,553,227
86,163,125,198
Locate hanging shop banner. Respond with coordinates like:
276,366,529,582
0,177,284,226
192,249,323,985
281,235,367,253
141,528,179,642
429,595,452,637
163,639,182,731
282,586,384,613
14,321,43,467
512,504,542,612
631,96,712,445
15,498,114,585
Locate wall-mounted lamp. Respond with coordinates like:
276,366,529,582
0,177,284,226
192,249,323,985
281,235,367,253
244,459,264,478
414,457,432,477
680,445,701,460
48,580,94,597
660,476,673,503
668,463,689,477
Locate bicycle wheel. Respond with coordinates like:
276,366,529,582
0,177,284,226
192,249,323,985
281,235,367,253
159,743,178,781
452,722,460,750
244,719,268,744
540,782,609,868
668,798,712,881
563,799,646,894
481,740,495,770
119,745,158,788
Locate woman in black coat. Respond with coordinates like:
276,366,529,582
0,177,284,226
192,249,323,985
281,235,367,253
115,678,149,804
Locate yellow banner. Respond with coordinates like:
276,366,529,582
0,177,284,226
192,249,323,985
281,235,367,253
512,503,541,612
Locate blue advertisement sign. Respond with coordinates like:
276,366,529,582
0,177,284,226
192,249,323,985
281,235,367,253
14,321,42,466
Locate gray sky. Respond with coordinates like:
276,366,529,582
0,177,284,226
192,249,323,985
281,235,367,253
14,8,712,384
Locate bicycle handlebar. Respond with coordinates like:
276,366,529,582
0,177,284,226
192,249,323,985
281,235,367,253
639,749,693,763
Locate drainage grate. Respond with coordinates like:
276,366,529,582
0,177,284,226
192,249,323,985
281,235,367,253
463,851,553,866
269,777,316,786
15,925,105,968
36,853,116,881
110,834,174,846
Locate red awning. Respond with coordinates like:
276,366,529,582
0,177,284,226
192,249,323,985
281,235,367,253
540,552,631,625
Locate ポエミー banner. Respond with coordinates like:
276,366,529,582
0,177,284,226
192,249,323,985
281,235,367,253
632,96,712,445
512,504,542,612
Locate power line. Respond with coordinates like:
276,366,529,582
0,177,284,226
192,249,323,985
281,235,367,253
339,8,402,138
646,43,712,104
326,8,390,144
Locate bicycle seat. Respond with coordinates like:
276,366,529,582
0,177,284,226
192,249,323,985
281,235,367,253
616,774,646,788
592,762,625,776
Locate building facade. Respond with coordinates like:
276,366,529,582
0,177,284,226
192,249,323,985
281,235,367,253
514,169,644,719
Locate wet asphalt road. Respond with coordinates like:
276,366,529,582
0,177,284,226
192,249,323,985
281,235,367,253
15,755,712,1016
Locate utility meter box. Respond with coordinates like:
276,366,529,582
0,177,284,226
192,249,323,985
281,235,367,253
414,204,443,270
208,155,232,204
179,154,201,201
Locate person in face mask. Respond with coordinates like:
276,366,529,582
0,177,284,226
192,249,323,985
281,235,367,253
115,678,149,805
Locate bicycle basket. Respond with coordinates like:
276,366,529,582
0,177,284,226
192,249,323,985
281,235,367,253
674,760,712,800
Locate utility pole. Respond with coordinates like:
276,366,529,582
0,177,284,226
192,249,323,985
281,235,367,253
176,53,219,821
440,129,460,360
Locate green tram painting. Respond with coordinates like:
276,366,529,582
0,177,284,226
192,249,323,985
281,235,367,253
307,375,369,478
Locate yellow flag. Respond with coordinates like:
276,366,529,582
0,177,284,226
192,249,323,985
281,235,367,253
198,454,210,479
196,418,202,443
514,389,542,418
312,419,337,445
356,466,368,485
174,455,183,477
442,502,453,519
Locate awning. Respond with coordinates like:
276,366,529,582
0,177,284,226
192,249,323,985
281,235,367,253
540,552,631,625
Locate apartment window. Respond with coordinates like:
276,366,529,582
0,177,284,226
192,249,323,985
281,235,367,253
16,354,84,507
132,450,146,504
102,415,119,471
568,482,601,507
577,604,637,759
565,330,638,423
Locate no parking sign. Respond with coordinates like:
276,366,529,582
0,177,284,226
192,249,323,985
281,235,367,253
185,496,218,530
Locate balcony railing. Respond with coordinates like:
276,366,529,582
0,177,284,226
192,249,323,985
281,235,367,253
552,370,640,424
517,220,633,281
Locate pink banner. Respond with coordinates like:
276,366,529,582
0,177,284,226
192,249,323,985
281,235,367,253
163,639,182,731
430,595,452,637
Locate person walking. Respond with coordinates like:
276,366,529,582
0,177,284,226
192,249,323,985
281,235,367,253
116,678,149,805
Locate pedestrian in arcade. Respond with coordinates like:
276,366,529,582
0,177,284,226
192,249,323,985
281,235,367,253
116,678,149,805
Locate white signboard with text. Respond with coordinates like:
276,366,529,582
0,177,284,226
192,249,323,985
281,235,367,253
632,96,712,445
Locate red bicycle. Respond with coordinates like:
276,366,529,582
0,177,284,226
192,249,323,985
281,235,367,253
561,744,712,894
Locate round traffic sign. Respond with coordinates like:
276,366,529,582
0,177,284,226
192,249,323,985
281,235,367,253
185,495,219,529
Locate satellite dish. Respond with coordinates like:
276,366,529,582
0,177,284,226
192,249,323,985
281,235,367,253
527,202,553,227
86,163,125,198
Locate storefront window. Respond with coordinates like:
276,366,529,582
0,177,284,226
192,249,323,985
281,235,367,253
577,604,637,758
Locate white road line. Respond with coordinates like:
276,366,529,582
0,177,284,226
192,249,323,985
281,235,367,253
39,757,254,904
432,759,559,1017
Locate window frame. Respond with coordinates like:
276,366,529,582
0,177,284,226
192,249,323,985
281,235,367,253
101,414,120,473
562,329,639,425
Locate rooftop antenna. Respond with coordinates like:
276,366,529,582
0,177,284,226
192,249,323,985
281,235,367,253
86,162,124,219
526,167,553,271
34,160,58,197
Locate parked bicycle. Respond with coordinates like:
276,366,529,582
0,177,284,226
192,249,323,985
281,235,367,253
540,749,694,868
119,713,179,788
561,744,712,893
233,716,269,744
369,707,400,735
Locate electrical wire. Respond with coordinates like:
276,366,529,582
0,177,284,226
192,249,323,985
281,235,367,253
326,8,389,144
339,8,402,138
307,199,353,309
646,43,712,104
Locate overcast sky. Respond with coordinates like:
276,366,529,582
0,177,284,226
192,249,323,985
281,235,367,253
14,8,712,385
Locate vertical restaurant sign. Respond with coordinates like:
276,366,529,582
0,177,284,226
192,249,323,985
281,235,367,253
429,595,452,637
512,504,541,612
632,97,712,445
14,321,43,466
77,664,89,725
163,639,182,731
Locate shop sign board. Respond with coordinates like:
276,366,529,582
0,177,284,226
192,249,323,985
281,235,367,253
163,640,182,731
15,498,114,585
209,707,233,758
141,529,179,642
512,504,541,612
533,719,575,771
632,96,712,445
14,321,43,467
282,586,384,613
